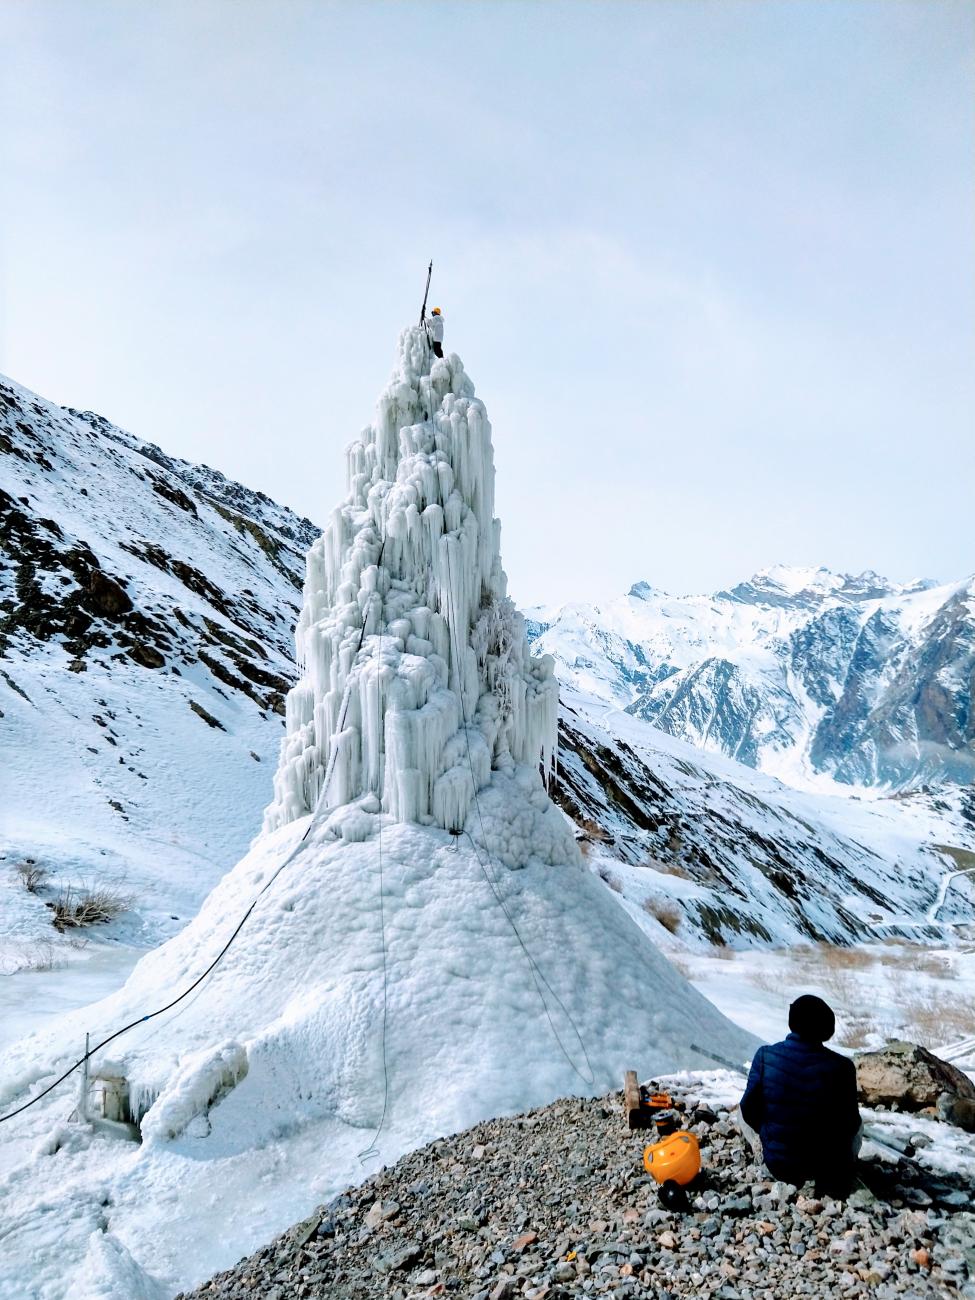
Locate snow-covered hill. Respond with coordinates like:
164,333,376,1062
529,564,975,791
0,373,315,963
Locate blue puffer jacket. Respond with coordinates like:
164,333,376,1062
739,1033,861,1188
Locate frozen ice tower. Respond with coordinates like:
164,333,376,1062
0,325,758,1299
264,325,558,839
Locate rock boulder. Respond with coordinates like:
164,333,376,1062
855,1040,975,1112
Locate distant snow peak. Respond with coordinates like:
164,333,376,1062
628,580,667,601
533,563,975,791
720,564,903,608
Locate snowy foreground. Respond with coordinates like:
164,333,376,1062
0,328,755,1299
0,818,755,1300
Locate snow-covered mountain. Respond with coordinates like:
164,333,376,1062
3,373,972,973
529,563,975,791
554,689,975,952
1,373,316,956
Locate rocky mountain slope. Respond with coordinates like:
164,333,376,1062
176,1079,975,1300
529,565,975,792
552,691,975,950
0,373,316,953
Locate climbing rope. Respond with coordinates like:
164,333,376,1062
441,540,595,1087
358,613,391,1162
0,538,388,1127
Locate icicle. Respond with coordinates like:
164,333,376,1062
263,324,558,839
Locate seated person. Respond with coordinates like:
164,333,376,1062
739,994,861,1197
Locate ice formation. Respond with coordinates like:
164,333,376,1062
0,326,758,1300
263,326,558,837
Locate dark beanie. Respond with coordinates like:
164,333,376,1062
788,994,835,1042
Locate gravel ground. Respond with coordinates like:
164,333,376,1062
180,1086,975,1300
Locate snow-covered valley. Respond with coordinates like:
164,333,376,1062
1,340,973,1300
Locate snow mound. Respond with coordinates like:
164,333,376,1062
70,1232,167,1300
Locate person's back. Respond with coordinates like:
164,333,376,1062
739,995,861,1196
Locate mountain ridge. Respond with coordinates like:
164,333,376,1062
530,565,974,791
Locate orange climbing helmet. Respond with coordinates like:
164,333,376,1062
643,1131,701,1186
431,306,442,315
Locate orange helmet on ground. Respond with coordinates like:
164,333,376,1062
643,1132,701,1186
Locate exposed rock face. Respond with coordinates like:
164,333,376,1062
551,695,975,949
0,370,317,892
855,1041,975,1112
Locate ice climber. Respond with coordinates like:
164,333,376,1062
427,306,444,358
738,994,862,1198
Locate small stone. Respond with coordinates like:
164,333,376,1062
512,1231,537,1252
364,1202,383,1229
472,1145,487,1160
659,1231,677,1250
489,1280,516,1300
722,1196,752,1216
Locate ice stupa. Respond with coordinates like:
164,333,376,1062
0,327,757,1298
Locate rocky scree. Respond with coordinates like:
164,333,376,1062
178,1087,975,1300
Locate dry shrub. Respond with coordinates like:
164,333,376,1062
49,880,132,931
879,945,952,979
16,860,49,893
709,940,736,960
645,858,692,880
835,1019,873,1050
643,896,682,934
579,818,611,844
18,941,63,973
810,942,874,971
597,866,623,894
892,994,973,1049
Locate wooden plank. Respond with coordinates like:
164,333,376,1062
624,1070,652,1129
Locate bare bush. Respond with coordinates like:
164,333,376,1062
645,858,691,880
891,994,974,1049
597,866,623,894
49,880,132,931
643,896,682,934
879,945,953,979
19,941,63,973
808,942,874,971
16,860,49,893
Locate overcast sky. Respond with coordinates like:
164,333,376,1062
2,0,972,606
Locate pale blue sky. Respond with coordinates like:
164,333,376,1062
2,0,972,605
